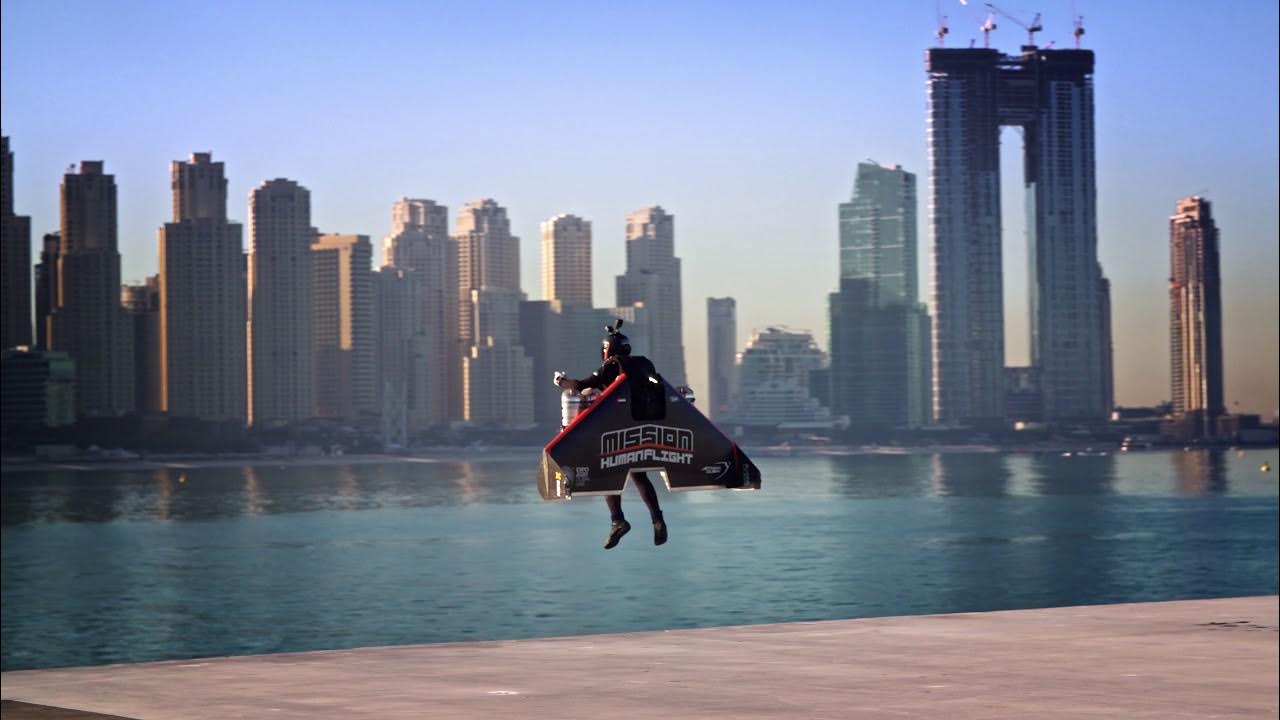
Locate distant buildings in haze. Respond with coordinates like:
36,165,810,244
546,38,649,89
828,162,931,429
456,199,533,427
728,327,835,429
617,206,685,385
706,297,736,423
381,198,455,430
542,214,593,307
0,28,1264,443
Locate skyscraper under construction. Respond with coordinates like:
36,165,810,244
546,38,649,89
926,43,1110,423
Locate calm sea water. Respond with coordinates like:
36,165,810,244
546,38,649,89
2,449,1277,671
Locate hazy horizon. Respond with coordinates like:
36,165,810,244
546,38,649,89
3,0,1277,415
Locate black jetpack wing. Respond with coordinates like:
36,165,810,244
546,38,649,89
538,373,762,501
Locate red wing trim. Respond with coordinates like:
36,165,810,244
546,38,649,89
544,373,628,453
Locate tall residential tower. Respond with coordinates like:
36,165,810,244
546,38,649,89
158,153,247,422
542,214,593,307
1,135,32,350
382,198,455,428
48,161,134,416
312,233,375,420
706,297,737,422
1169,196,1223,437
455,199,532,426
616,206,685,384
248,179,313,425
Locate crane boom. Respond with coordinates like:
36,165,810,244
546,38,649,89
984,3,1043,46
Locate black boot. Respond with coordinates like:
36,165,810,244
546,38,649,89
604,519,631,549
653,519,668,546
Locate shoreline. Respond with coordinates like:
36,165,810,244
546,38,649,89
2,444,1274,474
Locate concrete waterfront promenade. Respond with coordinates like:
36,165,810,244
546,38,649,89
3,597,1277,719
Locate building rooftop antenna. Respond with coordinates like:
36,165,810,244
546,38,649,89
985,3,1043,46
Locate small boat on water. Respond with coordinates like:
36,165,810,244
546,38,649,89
759,443,794,457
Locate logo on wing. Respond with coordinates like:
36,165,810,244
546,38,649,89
701,461,730,481
599,424,694,469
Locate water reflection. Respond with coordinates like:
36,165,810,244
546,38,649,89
242,466,266,515
1029,453,1116,495
1,461,536,527
929,453,1011,496
1171,449,1228,495
822,454,934,497
152,470,173,522
0,450,1263,528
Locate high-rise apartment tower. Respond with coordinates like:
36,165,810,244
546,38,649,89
542,214,593,307
158,153,247,422
706,297,737,422
248,179,313,425
616,206,685,384
455,199,532,426
382,198,455,428
48,161,134,416
1,135,32,350
1169,196,1223,438
312,233,376,420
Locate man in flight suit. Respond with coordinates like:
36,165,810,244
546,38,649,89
555,322,669,549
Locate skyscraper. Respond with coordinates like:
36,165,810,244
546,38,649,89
729,327,834,428
49,161,134,417
158,153,247,422
248,179,313,425
926,46,1104,422
706,297,737,422
1,135,32,350
312,233,376,420
616,206,685,384
541,214,592,307
122,276,162,414
1169,196,1223,438
373,266,428,445
455,199,532,426
382,198,454,428
34,232,58,350
519,300,618,425
1097,263,1114,414
829,162,932,428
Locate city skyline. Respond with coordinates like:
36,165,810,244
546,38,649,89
1,1,1277,414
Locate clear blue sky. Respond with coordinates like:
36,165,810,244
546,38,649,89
3,0,1277,414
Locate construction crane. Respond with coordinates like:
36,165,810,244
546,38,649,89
936,13,950,47
984,3,1042,46
1073,14,1085,48
981,13,998,48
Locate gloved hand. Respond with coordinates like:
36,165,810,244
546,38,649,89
553,371,567,388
